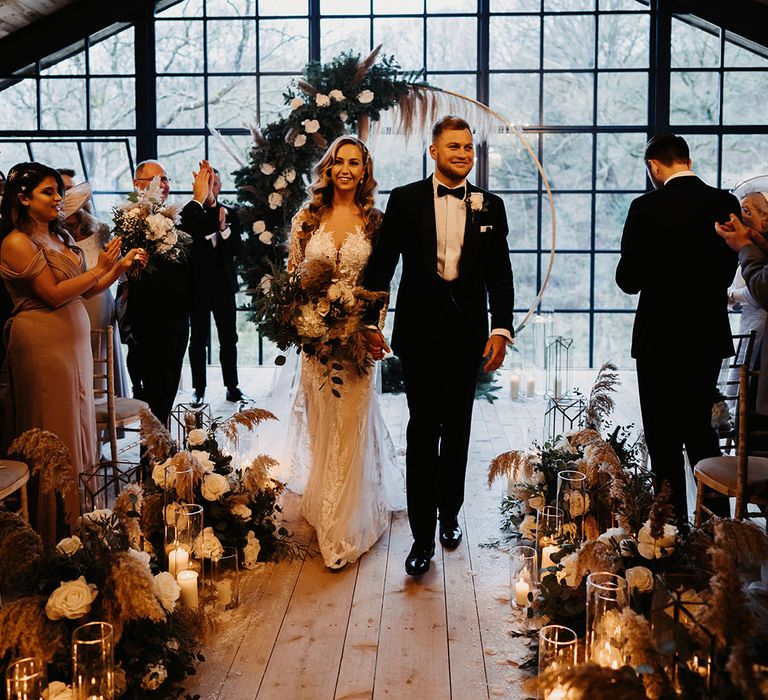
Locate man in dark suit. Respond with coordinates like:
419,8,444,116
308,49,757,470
181,167,245,406
364,115,515,576
616,134,740,520
121,159,205,426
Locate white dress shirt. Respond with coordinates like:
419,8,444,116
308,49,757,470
663,170,696,185
191,199,231,248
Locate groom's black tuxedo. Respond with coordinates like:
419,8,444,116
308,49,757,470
365,175,514,544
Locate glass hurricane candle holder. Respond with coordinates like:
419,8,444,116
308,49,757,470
208,546,240,611
5,656,47,700
535,506,563,573
72,621,114,700
538,624,577,696
586,572,628,668
166,503,203,575
509,545,538,609
556,470,588,545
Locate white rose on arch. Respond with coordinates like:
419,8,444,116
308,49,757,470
153,571,181,613
201,472,231,501
329,88,345,101
625,565,654,593
315,93,331,107
260,162,275,175
252,219,266,234
289,96,304,110
258,230,274,245
273,175,287,190
268,192,283,210
293,133,307,148
283,168,296,183
45,576,98,620
303,119,320,134
637,521,677,560
357,89,374,104
187,428,207,447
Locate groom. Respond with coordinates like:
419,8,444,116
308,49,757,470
364,115,515,576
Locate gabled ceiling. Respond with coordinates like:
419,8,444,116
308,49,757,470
0,0,79,40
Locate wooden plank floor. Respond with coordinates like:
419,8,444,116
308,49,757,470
180,368,640,700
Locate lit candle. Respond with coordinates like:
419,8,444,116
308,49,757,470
510,371,521,400
541,544,558,570
168,547,189,577
545,686,569,700
177,570,199,609
593,640,623,669
514,579,530,607
526,375,536,398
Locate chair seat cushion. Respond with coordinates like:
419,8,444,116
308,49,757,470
694,455,768,499
0,460,29,496
95,397,149,425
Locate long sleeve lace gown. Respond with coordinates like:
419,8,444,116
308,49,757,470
262,217,405,569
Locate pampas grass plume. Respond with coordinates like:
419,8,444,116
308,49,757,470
8,428,77,498
0,596,66,662
0,511,43,591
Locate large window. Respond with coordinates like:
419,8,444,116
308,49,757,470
2,1,768,367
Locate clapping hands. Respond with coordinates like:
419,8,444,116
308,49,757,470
192,160,214,206
95,237,148,277
715,213,756,252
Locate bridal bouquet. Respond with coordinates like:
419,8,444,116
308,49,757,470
254,257,387,395
112,176,191,276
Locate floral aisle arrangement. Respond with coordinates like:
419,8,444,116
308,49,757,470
487,363,768,699
0,508,203,699
140,406,299,566
254,256,387,392
112,176,191,276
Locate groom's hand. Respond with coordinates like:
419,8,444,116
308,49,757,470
482,335,507,373
364,328,391,361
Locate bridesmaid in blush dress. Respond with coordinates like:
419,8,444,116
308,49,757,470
0,162,146,546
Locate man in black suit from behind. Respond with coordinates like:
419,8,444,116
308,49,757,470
615,134,740,520
364,115,515,576
181,167,245,406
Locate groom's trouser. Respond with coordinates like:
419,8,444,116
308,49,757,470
399,345,482,544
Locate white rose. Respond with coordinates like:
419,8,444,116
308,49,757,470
243,531,262,569
140,663,168,691
252,219,266,234
293,133,307,147
187,428,207,446
283,168,296,183
193,526,224,560
45,681,73,700
190,449,215,473
45,576,98,621
268,192,283,209
289,96,304,110
598,527,627,546
303,119,320,134
126,207,142,218
637,521,677,559
153,571,181,613
568,491,589,517
556,552,582,588
553,436,578,454
327,283,341,301
145,213,174,241
519,514,537,541
201,472,231,501
315,93,331,107
339,111,348,122
128,547,151,570
619,538,636,557
79,509,112,527
260,162,275,175
329,89,345,101
152,458,175,489
259,274,273,293
273,175,287,190
357,89,374,104
259,230,274,245
231,503,252,520
165,502,180,527
625,566,654,593
56,535,82,556
527,494,545,511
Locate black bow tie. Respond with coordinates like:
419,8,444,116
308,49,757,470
437,184,465,200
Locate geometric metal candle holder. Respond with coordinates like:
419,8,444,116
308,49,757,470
545,336,573,399
544,395,586,443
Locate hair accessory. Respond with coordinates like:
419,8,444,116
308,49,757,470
761,191,768,206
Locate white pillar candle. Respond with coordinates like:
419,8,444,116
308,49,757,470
526,375,536,398
177,570,199,610
510,372,521,400
555,378,562,398
545,686,569,700
168,547,189,577
215,579,233,607
514,579,530,607
541,544,558,570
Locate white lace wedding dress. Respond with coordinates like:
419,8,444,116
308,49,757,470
261,221,406,568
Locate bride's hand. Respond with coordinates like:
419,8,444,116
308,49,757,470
364,328,390,361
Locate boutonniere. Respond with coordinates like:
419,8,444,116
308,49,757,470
468,192,486,213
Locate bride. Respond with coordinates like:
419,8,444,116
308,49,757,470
266,135,405,569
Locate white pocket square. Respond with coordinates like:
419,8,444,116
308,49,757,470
480,225,493,233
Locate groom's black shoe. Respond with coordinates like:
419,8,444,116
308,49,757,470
190,389,205,408
405,540,435,576
439,517,462,549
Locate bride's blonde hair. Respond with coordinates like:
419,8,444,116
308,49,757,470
297,136,378,246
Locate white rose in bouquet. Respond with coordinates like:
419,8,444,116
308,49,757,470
45,576,98,620
187,428,207,446
145,213,174,241
231,503,252,520
190,449,215,473
329,89,345,101
243,530,262,569
315,93,331,107
293,133,307,147
260,162,275,175
194,526,224,560
357,89,374,104
201,472,231,501
153,571,181,613
268,192,283,210
252,219,266,234
519,514,537,541
56,535,82,556
152,458,175,488
290,96,304,110
556,552,582,588
45,681,74,700
625,565,654,593
637,521,677,559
